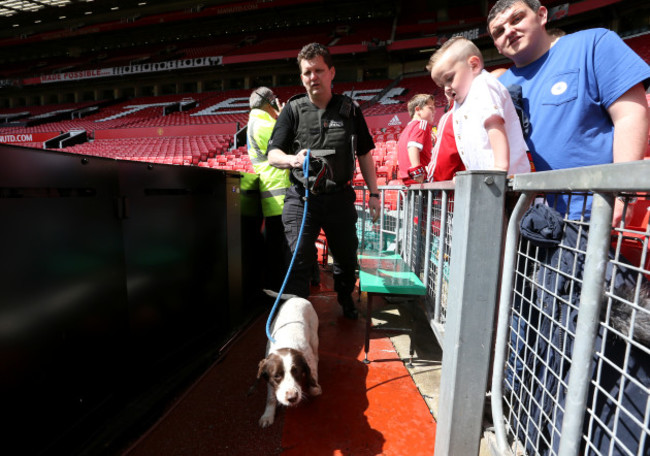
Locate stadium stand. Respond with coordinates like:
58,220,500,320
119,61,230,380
57,135,232,166
0,2,649,455
0,2,647,182
223,27,332,56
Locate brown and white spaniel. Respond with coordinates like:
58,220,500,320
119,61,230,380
257,296,321,427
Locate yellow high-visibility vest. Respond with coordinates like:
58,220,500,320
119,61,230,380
247,108,291,217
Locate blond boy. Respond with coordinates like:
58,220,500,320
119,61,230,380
427,36,531,175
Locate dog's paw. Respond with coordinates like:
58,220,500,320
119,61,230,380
309,384,322,396
259,413,275,428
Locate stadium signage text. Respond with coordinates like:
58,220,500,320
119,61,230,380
454,28,480,41
25,56,223,85
42,69,111,82
112,56,222,76
8,86,413,130
0,132,60,143
0,134,33,143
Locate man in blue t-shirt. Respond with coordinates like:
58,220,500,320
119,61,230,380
487,2,650,455
488,0,649,221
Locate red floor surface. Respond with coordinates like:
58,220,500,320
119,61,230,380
123,272,436,455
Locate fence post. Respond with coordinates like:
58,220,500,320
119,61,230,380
434,171,507,456
423,189,434,291
414,189,425,273
557,192,614,456
434,189,450,323
491,191,536,453
396,190,403,255
406,190,415,264
379,190,385,251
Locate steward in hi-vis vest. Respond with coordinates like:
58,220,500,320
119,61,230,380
247,107,291,217
246,87,291,291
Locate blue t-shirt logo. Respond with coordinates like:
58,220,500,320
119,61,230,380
551,81,568,96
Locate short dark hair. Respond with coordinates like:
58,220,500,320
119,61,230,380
487,0,542,34
297,42,333,69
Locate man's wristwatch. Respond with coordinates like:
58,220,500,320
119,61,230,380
369,193,380,199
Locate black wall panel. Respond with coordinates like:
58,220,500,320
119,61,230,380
117,161,229,359
0,145,256,454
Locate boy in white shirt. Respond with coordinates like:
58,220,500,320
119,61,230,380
427,36,531,175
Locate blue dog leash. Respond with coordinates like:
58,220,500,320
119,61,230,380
265,149,311,344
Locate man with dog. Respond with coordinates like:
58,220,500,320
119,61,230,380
267,42,380,319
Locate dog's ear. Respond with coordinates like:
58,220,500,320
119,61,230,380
257,359,269,381
307,373,318,389
294,353,319,388
293,353,314,385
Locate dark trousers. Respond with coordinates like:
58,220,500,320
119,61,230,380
282,185,358,300
263,215,290,291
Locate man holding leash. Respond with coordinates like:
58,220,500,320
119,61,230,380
268,42,380,319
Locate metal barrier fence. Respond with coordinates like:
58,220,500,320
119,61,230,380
355,181,456,346
354,161,650,456
491,163,650,456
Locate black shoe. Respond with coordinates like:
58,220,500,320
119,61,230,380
339,296,359,320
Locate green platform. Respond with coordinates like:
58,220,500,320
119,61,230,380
359,251,426,364
358,252,426,295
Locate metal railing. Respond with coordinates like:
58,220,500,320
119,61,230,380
355,180,456,346
354,160,650,456
491,163,650,456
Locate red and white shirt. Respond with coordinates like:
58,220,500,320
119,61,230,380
397,119,433,181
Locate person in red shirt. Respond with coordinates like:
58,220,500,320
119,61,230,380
427,98,466,182
397,94,436,185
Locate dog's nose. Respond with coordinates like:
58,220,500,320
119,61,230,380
286,391,299,404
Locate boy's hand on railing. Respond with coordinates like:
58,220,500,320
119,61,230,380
613,199,624,227
612,197,635,227
368,195,381,223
